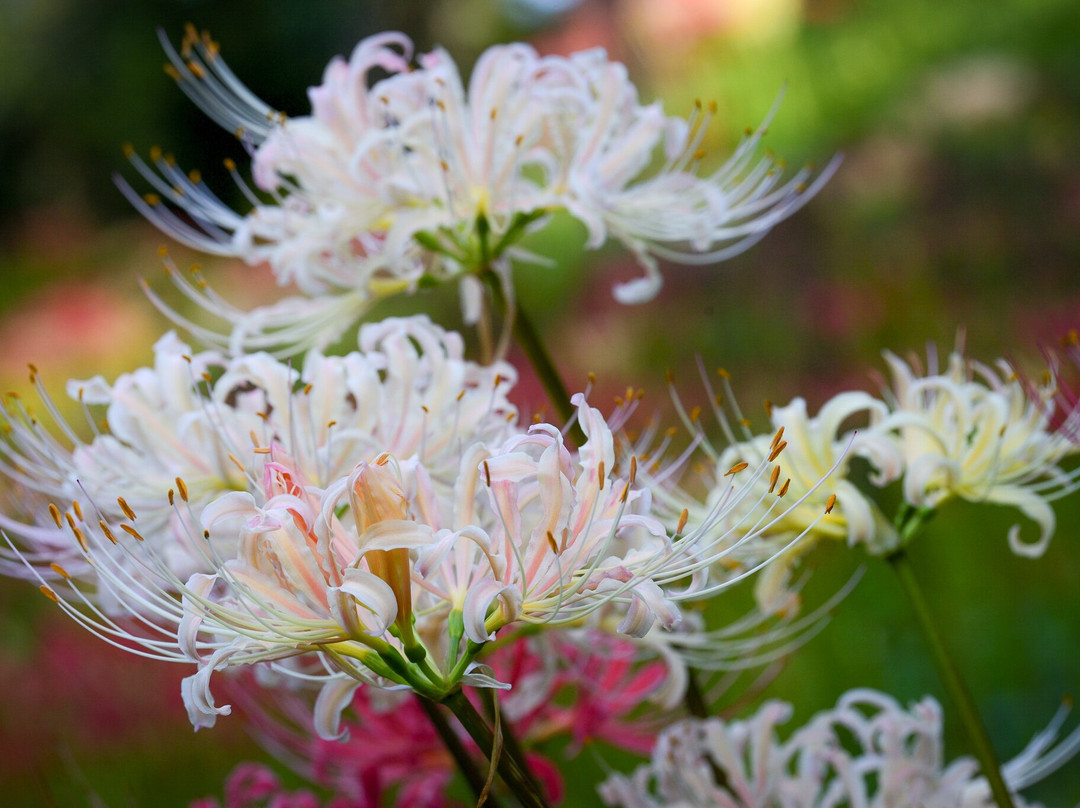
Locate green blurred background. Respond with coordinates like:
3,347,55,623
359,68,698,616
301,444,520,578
0,0,1078,804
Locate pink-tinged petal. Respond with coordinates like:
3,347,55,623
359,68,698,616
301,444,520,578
313,677,360,741
609,579,681,638
336,568,398,635
181,648,235,731
354,519,435,554
179,572,218,661
571,393,615,472
201,490,260,535
463,579,522,642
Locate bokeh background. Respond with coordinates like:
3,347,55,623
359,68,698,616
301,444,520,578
1,0,1078,804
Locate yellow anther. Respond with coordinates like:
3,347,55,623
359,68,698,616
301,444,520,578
117,497,137,521
483,460,492,487
175,477,189,502
725,461,749,476
71,501,83,521
778,479,791,498
168,489,175,506
120,524,145,542
50,563,71,580
143,193,161,206
676,508,689,535
40,585,60,603
99,521,117,544
629,456,638,484
825,494,837,514
598,461,606,490
768,441,787,462
49,503,62,529
224,158,237,171
770,426,785,449
768,465,781,493
546,531,558,554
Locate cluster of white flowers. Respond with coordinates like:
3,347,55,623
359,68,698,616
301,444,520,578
600,689,1080,808
120,26,837,353
3,313,844,736
4,21,1076,807
652,345,1078,618
1,316,516,594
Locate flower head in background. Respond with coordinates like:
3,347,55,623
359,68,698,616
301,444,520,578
880,345,1078,557
0,315,517,608
1030,328,1080,446
121,26,837,353
599,688,1080,808
650,365,897,613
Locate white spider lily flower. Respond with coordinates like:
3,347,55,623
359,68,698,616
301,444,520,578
23,393,840,734
881,347,1079,557
0,315,517,606
121,26,836,353
654,367,899,613
599,689,1080,808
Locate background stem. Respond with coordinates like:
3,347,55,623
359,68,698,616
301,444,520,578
480,270,586,446
887,548,1016,808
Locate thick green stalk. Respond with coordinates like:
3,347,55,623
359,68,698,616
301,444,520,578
478,687,547,799
479,270,585,446
886,548,1016,808
416,696,503,808
442,689,552,808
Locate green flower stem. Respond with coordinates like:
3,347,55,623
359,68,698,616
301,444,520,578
479,269,586,447
478,687,546,799
684,669,710,718
886,548,1016,808
442,689,552,808
416,695,504,808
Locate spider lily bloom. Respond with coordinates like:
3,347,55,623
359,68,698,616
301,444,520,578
1031,329,1080,445
599,689,1080,808
0,315,517,606
30,393,838,734
121,27,837,353
881,346,1078,557
653,368,900,613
